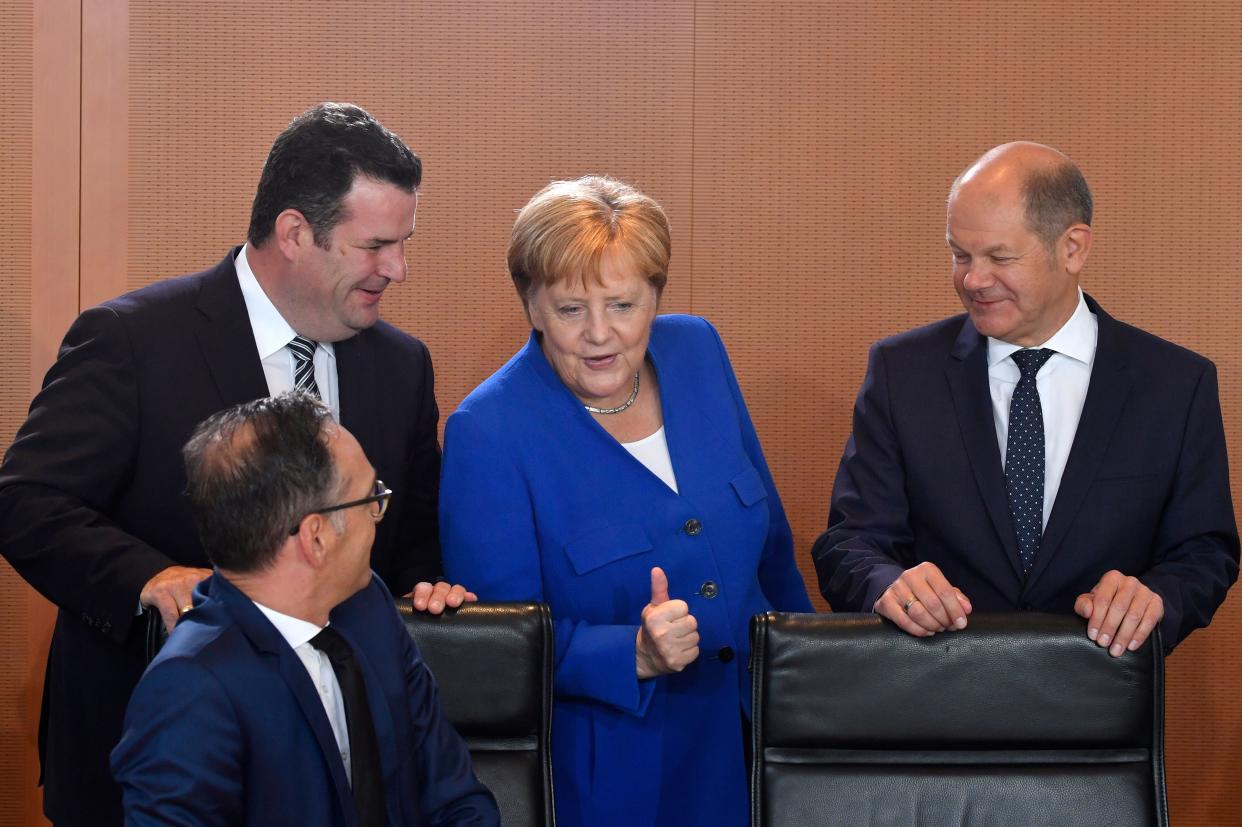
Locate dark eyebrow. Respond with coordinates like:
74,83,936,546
362,229,415,246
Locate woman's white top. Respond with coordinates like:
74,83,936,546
621,426,679,494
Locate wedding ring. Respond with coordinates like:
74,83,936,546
902,597,919,614
179,604,194,615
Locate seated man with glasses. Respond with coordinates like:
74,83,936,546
111,392,500,826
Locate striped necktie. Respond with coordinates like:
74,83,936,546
288,335,321,399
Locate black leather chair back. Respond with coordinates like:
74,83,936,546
398,600,555,827
750,612,1166,827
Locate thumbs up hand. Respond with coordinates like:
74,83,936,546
636,567,700,679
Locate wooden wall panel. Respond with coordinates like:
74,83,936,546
80,0,129,309
0,1,36,822
4,1,1239,824
125,0,695,421
6,0,81,823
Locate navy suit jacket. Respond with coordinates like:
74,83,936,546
814,295,1238,648
111,574,498,826
0,250,442,825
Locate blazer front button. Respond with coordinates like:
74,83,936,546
683,518,702,536
700,581,719,599
716,646,735,663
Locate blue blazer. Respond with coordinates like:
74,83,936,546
814,295,1238,648
111,573,498,826
440,314,812,827
0,250,443,825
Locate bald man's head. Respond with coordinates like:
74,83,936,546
946,142,1096,346
952,142,1093,253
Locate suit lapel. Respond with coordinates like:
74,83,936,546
647,329,715,502
1028,296,1133,587
192,250,269,406
946,318,1024,579
211,575,355,807
335,332,376,442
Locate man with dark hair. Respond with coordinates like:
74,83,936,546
113,393,499,826
815,141,1237,654
248,103,422,248
0,102,469,825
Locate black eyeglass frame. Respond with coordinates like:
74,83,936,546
289,480,393,535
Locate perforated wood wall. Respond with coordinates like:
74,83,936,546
5,1,1241,824
0,0,35,819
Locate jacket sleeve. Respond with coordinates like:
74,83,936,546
0,305,176,643
110,657,245,827
811,341,910,612
440,409,656,717
1139,361,1239,648
706,321,812,612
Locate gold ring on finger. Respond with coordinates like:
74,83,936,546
903,596,919,614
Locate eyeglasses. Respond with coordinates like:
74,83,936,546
289,479,393,535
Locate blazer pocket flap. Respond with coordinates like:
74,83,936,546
730,467,768,507
564,524,654,576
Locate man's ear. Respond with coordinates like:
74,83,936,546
291,513,332,568
1061,223,1093,276
273,208,314,262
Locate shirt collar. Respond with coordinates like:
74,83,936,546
252,599,324,649
234,245,334,360
987,289,1097,368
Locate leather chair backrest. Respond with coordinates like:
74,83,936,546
399,600,555,827
750,612,1166,827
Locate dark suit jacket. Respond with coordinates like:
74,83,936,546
111,573,498,826
814,295,1238,648
0,250,443,825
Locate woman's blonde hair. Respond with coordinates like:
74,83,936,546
508,175,671,303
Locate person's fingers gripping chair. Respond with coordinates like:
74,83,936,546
749,612,1166,827
399,600,555,827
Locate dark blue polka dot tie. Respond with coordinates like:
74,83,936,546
1005,348,1055,574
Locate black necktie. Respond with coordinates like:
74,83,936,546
1005,348,1055,575
289,335,322,399
310,626,388,826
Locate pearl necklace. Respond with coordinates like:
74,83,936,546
584,372,640,415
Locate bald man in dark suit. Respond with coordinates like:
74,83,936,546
815,142,1237,655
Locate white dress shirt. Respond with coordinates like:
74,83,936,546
252,601,352,783
235,245,340,421
987,290,1098,529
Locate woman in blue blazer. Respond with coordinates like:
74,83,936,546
440,176,812,826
